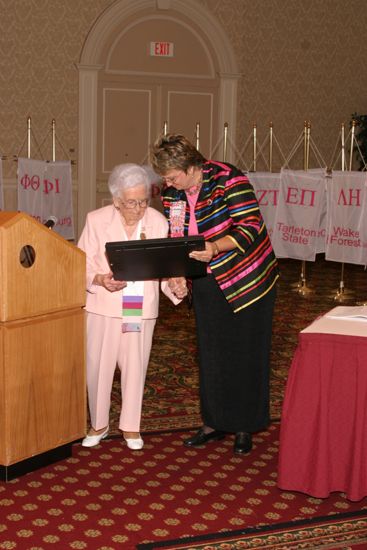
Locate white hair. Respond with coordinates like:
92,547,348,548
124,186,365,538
108,163,151,198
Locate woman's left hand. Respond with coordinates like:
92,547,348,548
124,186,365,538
168,277,188,299
189,241,216,263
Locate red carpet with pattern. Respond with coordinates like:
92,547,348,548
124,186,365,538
1,257,367,549
1,425,367,549
138,511,367,549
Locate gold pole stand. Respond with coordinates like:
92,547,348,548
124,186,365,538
292,260,313,296
332,263,354,302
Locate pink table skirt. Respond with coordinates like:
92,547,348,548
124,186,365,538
278,331,367,502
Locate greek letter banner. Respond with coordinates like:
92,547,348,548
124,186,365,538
358,178,367,266
17,158,74,240
271,169,326,261
248,172,280,241
0,159,4,210
325,170,367,265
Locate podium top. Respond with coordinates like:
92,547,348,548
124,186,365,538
0,211,85,322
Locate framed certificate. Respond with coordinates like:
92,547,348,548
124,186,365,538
105,235,206,280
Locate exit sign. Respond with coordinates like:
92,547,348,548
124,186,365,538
150,41,174,57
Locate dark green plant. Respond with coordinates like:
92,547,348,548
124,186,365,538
351,112,367,170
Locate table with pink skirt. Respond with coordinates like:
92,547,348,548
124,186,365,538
278,307,367,502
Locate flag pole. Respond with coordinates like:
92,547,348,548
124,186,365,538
297,121,313,296
52,119,56,162
195,122,200,151
252,123,257,172
223,123,228,162
334,120,355,302
27,116,31,159
269,122,273,172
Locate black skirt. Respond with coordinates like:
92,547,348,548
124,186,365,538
192,274,276,433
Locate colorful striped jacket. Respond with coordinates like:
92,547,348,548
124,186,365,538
161,160,279,312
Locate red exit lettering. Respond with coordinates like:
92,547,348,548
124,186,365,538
150,41,174,57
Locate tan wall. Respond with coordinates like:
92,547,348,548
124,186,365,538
1,0,366,181
0,0,114,182
202,0,367,171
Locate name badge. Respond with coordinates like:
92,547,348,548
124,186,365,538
170,200,186,237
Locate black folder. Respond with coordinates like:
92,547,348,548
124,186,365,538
105,235,206,280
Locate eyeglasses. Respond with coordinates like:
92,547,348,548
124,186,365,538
119,198,149,209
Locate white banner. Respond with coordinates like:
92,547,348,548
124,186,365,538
358,178,367,266
271,169,326,260
316,190,327,254
325,171,367,265
248,172,280,242
0,159,4,210
17,158,74,240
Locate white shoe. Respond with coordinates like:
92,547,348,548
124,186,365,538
82,427,109,447
124,437,144,450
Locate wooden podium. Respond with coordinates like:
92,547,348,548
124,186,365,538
0,212,86,480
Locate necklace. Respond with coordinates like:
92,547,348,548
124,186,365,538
186,169,203,195
186,184,201,196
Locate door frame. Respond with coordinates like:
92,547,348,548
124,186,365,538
77,0,240,236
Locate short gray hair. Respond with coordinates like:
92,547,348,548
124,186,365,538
108,163,151,198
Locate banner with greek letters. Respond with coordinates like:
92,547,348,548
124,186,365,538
17,158,74,240
271,169,326,260
316,181,327,254
248,172,280,242
325,171,367,265
357,177,367,265
358,175,367,268
0,159,4,210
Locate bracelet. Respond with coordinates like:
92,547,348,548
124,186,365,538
212,242,219,256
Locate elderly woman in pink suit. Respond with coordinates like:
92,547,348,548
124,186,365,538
78,163,186,450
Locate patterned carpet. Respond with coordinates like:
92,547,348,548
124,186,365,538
1,425,366,550
138,510,367,549
1,256,367,549
110,255,367,435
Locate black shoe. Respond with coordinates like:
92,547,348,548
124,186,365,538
183,428,226,447
234,432,252,454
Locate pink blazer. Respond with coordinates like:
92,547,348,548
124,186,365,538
78,204,179,318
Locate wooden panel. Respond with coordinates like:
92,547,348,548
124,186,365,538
0,212,85,322
101,87,152,171
0,308,86,465
0,328,4,459
167,90,214,158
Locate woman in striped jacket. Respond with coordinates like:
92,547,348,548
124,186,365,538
151,134,279,454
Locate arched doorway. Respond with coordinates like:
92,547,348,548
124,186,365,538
77,0,240,235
